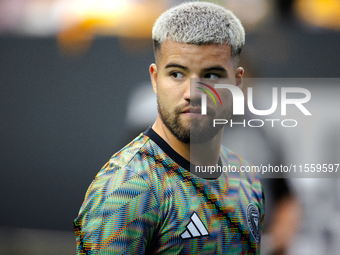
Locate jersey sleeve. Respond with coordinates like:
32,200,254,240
237,154,265,254
256,176,265,255
74,164,160,254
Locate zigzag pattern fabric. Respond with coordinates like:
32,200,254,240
74,127,264,254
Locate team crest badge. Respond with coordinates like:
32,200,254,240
246,203,260,242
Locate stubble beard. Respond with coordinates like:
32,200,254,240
157,96,226,144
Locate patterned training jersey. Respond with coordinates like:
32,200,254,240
74,127,264,254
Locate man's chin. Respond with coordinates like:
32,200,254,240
160,111,220,144
169,124,221,145
189,109,231,143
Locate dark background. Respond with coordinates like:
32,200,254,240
0,36,154,231
1,27,340,232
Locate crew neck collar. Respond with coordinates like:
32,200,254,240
143,126,222,180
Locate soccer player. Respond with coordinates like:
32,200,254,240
74,2,264,254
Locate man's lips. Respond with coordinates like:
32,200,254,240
182,108,201,114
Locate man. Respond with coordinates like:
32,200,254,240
74,2,264,254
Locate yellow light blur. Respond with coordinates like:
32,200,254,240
295,0,340,30
72,0,130,28
57,0,164,55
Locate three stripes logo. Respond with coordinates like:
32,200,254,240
180,212,209,239
197,82,223,115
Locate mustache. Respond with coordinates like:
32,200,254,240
175,99,216,116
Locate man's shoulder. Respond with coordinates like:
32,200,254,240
92,129,178,191
98,132,161,179
79,132,169,212
220,145,262,188
220,145,252,168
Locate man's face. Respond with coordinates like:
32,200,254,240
150,40,242,144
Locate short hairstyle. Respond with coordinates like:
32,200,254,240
152,1,245,58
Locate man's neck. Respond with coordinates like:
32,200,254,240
152,116,223,168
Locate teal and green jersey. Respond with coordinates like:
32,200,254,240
74,127,264,254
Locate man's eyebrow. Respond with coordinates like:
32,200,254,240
203,66,228,73
164,63,189,71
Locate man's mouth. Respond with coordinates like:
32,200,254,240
182,107,201,114
181,107,203,118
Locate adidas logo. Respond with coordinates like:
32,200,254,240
181,212,209,239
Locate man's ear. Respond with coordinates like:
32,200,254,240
235,67,244,89
150,63,158,95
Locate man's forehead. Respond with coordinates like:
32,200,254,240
156,40,232,62
160,40,231,50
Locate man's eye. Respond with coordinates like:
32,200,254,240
170,72,184,79
204,73,220,79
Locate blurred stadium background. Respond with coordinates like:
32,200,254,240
1,0,340,254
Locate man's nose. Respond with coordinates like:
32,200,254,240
183,76,202,102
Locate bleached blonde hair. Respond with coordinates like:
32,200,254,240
152,1,245,57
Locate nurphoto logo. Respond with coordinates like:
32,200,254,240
195,80,312,128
